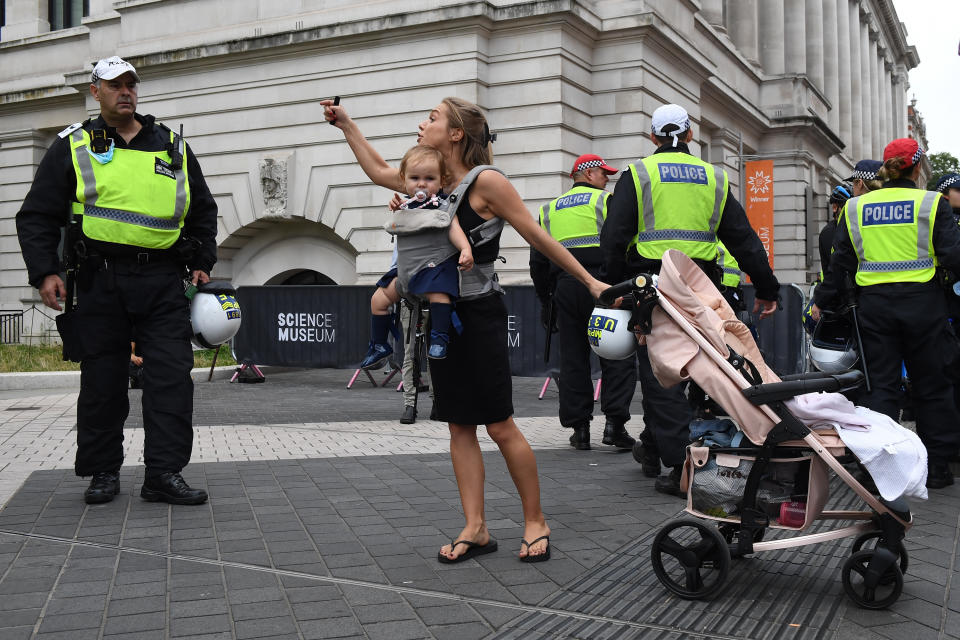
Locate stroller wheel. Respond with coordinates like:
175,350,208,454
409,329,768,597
650,519,730,600
851,532,909,577
841,549,903,609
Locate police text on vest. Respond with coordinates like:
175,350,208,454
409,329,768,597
862,201,915,226
556,192,592,210
658,163,708,185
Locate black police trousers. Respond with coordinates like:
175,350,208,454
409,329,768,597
73,259,195,478
554,274,636,429
858,282,960,465
635,344,694,467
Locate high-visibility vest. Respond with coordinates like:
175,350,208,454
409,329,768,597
716,241,741,287
69,127,190,249
538,185,608,248
843,188,941,286
629,152,728,261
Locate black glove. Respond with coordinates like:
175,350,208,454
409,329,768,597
540,301,558,333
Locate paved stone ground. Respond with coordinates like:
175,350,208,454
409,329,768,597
0,368,957,640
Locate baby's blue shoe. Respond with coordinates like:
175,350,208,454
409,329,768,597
427,331,449,360
360,342,392,369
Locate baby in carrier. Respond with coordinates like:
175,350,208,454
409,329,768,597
360,145,473,369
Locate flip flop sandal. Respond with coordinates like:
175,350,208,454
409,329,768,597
519,535,551,563
437,537,498,564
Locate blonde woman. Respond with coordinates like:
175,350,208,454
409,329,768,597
322,96,608,562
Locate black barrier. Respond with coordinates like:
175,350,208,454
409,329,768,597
233,283,805,377
233,285,560,376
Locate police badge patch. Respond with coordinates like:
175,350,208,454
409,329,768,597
154,157,176,179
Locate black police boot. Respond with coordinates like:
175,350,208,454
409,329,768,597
632,443,661,478
926,462,955,489
400,405,417,425
84,472,120,504
569,425,591,450
141,472,208,505
654,465,684,497
601,421,636,449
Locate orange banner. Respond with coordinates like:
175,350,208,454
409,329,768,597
744,159,774,270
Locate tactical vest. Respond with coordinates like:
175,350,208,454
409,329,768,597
538,186,608,248
843,188,941,286
716,241,741,287
629,153,728,261
69,126,189,249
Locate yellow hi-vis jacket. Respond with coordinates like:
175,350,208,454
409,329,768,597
629,152,728,261
716,241,742,287
538,185,608,248
69,127,190,249
843,188,942,286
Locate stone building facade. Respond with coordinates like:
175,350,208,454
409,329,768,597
0,0,922,335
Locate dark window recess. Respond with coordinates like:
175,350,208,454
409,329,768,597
48,0,88,30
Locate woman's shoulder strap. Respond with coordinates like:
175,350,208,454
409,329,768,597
446,165,505,215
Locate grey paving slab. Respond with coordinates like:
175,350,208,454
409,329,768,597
1,371,959,639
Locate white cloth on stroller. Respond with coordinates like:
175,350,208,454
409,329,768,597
786,392,928,500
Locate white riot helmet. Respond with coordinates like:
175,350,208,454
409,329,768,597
809,313,858,373
190,281,242,348
587,308,636,360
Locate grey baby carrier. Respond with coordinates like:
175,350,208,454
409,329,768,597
386,165,506,301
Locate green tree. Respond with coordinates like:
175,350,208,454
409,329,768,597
927,151,960,190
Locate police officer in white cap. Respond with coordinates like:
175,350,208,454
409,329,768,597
600,104,780,495
530,154,638,451
16,56,219,505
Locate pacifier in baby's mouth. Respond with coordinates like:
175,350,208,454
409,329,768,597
414,190,428,202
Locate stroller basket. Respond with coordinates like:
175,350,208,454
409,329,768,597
684,445,829,530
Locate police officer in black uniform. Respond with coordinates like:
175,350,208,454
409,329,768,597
813,140,960,489
530,154,637,451
936,172,960,455
16,56,218,505
601,104,780,496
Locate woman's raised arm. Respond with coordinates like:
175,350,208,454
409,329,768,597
320,98,402,192
471,171,609,300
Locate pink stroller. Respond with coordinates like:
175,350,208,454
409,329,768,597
599,249,914,610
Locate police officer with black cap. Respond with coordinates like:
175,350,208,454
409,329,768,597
813,139,960,489
530,154,637,451
16,56,218,505
601,104,780,495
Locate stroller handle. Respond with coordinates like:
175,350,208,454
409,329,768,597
598,274,654,306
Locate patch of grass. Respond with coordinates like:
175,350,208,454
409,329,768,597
0,344,237,373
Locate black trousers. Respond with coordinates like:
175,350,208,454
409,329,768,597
635,344,693,467
858,283,960,465
74,260,195,478
554,274,637,429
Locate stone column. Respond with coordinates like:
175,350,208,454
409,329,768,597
0,0,49,40
836,0,853,144
823,0,841,133
881,59,891,146
784,0,807,75
869,34,881,156
805,0,825,92
860,19,872,158
758,1,785,75
848,2,863,161
727,0,759,64
701,0,725,30
893,66,908,138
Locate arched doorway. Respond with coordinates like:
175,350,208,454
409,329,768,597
270,269,337,286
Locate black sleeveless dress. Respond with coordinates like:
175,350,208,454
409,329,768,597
428,178,514,425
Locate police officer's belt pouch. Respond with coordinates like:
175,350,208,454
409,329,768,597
55,311,84,363
384,208,451,236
